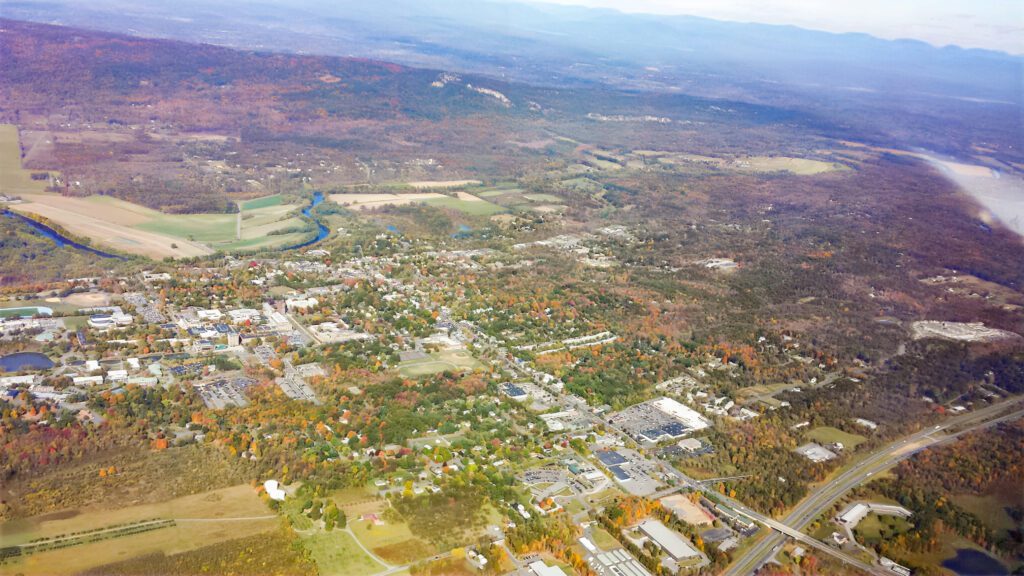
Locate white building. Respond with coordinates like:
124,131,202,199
638,519,701,560
528,560,568,576
285,297,319,312
264,479,286,501
196,309,223,321
228,308,262,324
652,397,712,432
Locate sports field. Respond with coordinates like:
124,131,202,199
397,349,484,377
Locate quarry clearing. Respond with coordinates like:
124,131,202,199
911,321,1021,343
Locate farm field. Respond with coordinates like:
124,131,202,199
397,349,484,377
422,195,505,216
731,156,850,175
0,484,277,575
9,194,214,259
805,426,867,450
240,194,284,210
330,192,505,216
636,150,849,175
9,192,306,258
405,180,482,189
330,192,448,209
0,124,54,196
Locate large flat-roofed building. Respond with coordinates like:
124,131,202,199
638,519,701,560
528,560,568,576
608,397,711,444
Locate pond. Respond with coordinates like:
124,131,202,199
942,548,1007,576
0,352,55,371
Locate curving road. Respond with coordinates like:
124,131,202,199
724,396,1024,576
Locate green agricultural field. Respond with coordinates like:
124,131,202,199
423,196,506,216
477,187,523,198
806,426,867,450
135,212,237,243
241,194,284,210
301,530,386,576
523,193,563,202
0,124,54,195
397,349,484,378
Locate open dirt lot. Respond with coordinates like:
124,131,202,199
661,494,714,526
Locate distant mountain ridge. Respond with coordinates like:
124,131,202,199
2,0,1019,103
1,0,1021,163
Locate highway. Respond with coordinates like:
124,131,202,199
724,396,1024,576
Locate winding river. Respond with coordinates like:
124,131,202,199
285,191,329,250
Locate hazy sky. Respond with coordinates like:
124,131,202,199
530,0,1024,53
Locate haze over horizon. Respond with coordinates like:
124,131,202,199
523,0,1024,54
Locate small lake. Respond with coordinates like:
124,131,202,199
942,548,1008,576
0,352,55,371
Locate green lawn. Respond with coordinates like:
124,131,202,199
805,426,867,450
854,513,913,546
302,530,386,576
590,527,621,550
